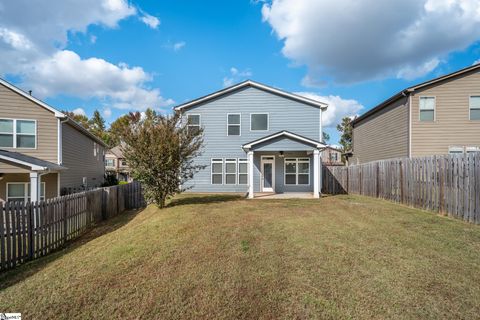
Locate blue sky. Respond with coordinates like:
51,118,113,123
1,0,480,144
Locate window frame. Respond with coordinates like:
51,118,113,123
419,96,436,122
187,114,201,133
0,118,37,149
227,113,241,136
224,158,237,185
105,159,115,167
469,96,480,121
238,158,248,185
448,146,464,154
466,146,480,154
6,182,46,202
250,113,269,132
211,158,224,185
284,158,310,186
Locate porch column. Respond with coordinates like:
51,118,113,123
313,149,320,198
248,151,254,199
29,172,41,202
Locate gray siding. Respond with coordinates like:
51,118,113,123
352,96,409,164
251,136,317,152
182,86,322,192
60,123,105,190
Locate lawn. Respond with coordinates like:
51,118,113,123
1,194,480,319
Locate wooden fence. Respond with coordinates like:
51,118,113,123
322,154,480,224
0,181,144,271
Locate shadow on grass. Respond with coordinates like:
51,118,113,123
0,208,142,290
167,194,244,207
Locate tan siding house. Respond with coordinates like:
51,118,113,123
351,64,480,164
105,146,132,182
0,78,106,202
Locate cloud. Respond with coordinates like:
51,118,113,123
473,59,480,65
262,0,480,83
72,108,86,116
0,0,171,111
173,41,186,52
140,12,160,29
103,107,112,118
295,92,364,127
223,67,253,87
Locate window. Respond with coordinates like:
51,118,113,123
466,146,480,154
238,159,248,185
0,119,36,148
225,159,237,184
187,114,200,134
448,146,464,154
284,158,310,185
419,97,435,121
105,159,115,167
121,159,127,166
227,114,241,136
7,182,45,202
470,96,480,120
250,113,268,131
211,159,223,184
329,153,338,162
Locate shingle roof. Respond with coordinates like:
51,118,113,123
0,149,67,171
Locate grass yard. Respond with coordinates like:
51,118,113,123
1,194,480,319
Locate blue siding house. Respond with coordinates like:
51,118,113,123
174,80,328,198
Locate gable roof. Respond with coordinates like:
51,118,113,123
173,80,329,111
0,149,67,171
108,145,124,158
352,63,480,126
242,130,326,150
0,77,107,147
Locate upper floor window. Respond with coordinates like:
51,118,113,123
329,152,338,162
419,97,435,122
469,96,480,120
105,159,115,167
0,119,36,148
250,113,268,131
227,114,241,136
187,114,200,134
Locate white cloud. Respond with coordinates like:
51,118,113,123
103,107,112,118
0,0,171,111
473,59,480,65
173,41,186,52
223,67,253,87
72,107,86,116
295,92,364,127
140,13,160,29
262,0,480,83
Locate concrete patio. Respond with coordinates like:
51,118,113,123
253,192,316,199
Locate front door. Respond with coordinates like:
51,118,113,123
261,156,275,192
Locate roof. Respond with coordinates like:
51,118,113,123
242,131,326,150
0,149,67,171
108,145,124,158
173,80,329,111
352,63,480,126
0,77,107,147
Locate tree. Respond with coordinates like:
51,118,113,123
89,110,108,143
336,116,353,153
63,111,90,129
107,114,131,146
120,111,204,208
322,131,330,144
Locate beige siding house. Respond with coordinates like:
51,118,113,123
321,146,344,166
0,78,107,202
351,64,480,164
105,146,132,182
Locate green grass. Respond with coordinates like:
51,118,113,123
1,194,480,319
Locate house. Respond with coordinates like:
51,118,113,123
321,146,344,166
174,80,328,198
350,63,480,164
0,78,107,202
105,145,132,182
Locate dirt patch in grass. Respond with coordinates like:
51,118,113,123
1,194,480,319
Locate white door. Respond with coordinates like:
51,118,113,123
261,156,275,192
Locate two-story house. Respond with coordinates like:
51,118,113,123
321,146,344,166
0,78,107,202
174,80,328,198
105,145,132,182
350,63,480,164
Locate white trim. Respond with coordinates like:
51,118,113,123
408,94,412,158
6,181,46,202
0,118,37,149
313,150,320,198
243,131,325,149
419,96,436,122
211,158,223,185
0,78,65,118
57,172,61,197
238,158,248,185
227,113,241,136
248,151,254,198
0,154,46,171
448,146,464,154
469,95,480,121
250,113,269,132
260,155,275,192
225,158,237,185
174,80,328,111
284,157,310,186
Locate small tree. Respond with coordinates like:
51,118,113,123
336,116,353,153
322,131,330,144
120,110,204,208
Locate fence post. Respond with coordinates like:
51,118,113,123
439,156,445,214
27,202,34,260
376,163,380,198
63,198,68,244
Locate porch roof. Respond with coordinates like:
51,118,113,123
242,131,326,151
0,149,67,171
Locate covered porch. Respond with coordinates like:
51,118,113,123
242,131,326,199
0,150,67,202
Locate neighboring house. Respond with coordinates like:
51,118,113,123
105,146,132,182
0,78,107,202
174,80,328,198
321,146,344,166
350,63,480,164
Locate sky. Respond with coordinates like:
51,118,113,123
1,0,480,145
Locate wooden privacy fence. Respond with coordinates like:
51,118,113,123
322,154,480,224
0,181,144,272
